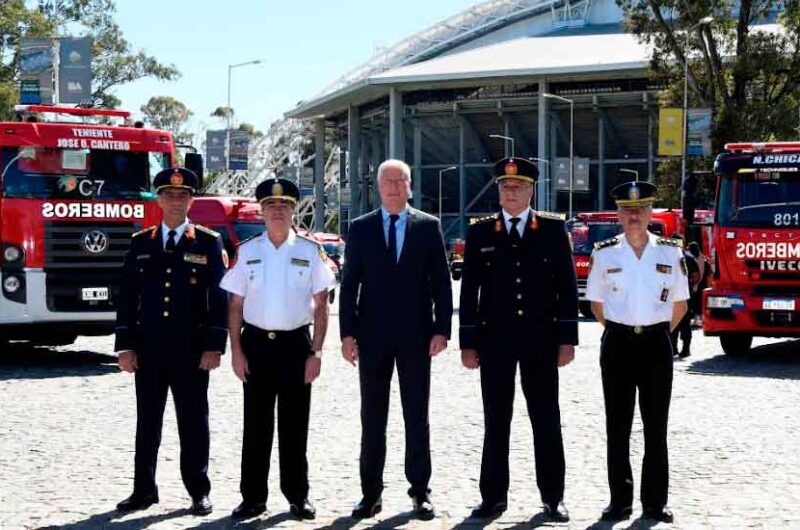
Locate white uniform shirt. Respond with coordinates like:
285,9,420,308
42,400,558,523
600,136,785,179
585,232,690,326
220,230,336,330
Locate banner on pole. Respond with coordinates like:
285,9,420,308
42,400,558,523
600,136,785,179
658,108,683,156
687,108,713,157
58,37,92,104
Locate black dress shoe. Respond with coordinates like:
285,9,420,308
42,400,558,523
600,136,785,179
679,349,691,358
116,492,158,512
470,500,507,519
411,494,435,520
290,499,316,520
191,495,213,516
231,501,267,519
601,503,633,521
543,501,570,522
643,505,674,523
351,497,382,519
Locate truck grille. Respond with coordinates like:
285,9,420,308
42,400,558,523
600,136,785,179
44,221,139,312
45,221,139,268
753,310,800,328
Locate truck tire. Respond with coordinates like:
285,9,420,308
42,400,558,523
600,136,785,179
720,334,753,357
579,301,594,319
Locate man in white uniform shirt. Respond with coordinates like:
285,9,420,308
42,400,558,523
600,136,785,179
585,180,689,524
221,177,335,521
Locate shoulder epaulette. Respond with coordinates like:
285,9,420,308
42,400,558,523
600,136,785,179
656,237,683,249
297,233,323,247
594,236,621,251
237,233,263,247
469,214,497,225
132,226,156,238
194,224,220,238
536,210,566,222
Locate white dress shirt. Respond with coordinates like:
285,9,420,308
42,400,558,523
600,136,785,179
585,232,690,326
220,230,336,331
161,219,189,249
502,207,534,237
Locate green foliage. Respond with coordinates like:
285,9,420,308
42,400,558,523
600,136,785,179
141,95,193,144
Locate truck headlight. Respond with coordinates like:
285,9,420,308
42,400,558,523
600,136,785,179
3,275,21,293
3,245,21,263
707,295,743,309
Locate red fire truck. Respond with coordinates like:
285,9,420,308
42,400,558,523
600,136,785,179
0,105,189,346
569,209,711,317
703,142,800,355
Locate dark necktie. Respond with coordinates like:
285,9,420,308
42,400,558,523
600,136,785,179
388,214,399,263
166,229,177,252
509,217,521,242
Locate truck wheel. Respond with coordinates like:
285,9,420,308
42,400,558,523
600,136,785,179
579,301,594,319
720,334,753,357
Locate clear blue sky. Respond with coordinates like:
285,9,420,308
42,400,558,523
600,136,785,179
113,0,475,136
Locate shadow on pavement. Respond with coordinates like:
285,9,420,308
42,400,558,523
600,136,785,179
686,339,800,380
0,342,118,381
39,508,189,529
585,516,661,529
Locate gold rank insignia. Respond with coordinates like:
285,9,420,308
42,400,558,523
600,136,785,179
536,211,566,221
680,257,688,276
319,246,328,262
505,160,518,175
272,182,283,197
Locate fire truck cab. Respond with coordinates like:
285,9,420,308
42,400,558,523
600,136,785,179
703,142,800,355
0,105,184,346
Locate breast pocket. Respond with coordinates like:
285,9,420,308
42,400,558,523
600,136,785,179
245,266,262,289
289,264,311,289
606,273,626,301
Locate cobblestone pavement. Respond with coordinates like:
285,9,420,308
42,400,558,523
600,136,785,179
2,291,800,529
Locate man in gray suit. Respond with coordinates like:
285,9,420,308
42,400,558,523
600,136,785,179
339,159,453,521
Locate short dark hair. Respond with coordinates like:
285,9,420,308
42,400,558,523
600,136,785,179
687,241,701,257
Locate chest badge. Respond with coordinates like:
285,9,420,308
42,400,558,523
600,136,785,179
656,263,672,274
184,253,208,265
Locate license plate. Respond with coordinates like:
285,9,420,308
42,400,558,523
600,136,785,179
81,287,108,301
762,298,795,311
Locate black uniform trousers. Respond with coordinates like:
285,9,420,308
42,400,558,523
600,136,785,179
600,321,673,510
358,345,431,501
670,312,692,354
134,356,210,500
479,347,565,506
239,323,312,505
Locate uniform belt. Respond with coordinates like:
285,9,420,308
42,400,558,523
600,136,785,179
243,323,309,340
606,320,669,335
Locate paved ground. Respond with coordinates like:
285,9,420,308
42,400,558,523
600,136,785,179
2,290,800,529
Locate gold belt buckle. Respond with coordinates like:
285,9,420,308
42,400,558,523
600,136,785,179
267,331,277,340
633,325,643,335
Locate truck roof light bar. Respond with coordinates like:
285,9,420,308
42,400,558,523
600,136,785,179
725,142,800,153
13,105,132,119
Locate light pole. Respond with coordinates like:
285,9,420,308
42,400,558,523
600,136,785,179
681,17,713,190
543,93,574,218
438,166,457,221
226,59,261,169
619,168,639,181
488,134,515,158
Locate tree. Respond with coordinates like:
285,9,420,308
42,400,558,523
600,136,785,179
141,95,193,144
237,122,263,138
617,1,800,201
0,1,180,118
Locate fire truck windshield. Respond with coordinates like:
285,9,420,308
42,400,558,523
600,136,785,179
1,147,169,200
233,222,264,242
718,170,800,227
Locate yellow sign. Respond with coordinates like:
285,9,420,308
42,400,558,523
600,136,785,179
658,108,684,156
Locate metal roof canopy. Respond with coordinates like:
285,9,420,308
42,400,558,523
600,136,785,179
286,32,651,119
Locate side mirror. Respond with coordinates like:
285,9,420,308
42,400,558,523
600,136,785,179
184,152,204,189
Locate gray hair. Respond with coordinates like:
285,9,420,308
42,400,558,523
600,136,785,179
377,159,411,182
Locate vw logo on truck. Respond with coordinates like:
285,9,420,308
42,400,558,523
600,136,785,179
82,229,109,254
